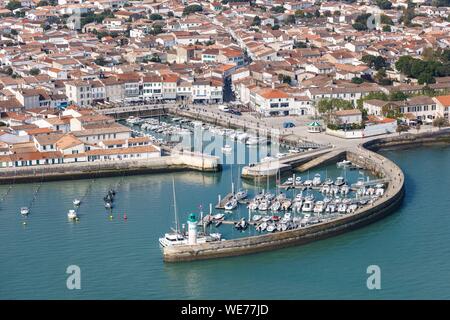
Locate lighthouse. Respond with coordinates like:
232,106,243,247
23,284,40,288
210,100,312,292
187,213,197,245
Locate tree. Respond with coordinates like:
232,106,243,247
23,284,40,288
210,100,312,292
252,15,261,26
433,116,448,129
389,91,408,101
6,0,21,10
271,24,280,30
278,74,291,84
149,13,163,20
183,4,203,16
270,6,285,13
382,25,391,32
351,77,364,84
29,68,40,76
167,11,174,17
285,15,296,25
362,55,388,70
94,56,107,66
376,0,392,10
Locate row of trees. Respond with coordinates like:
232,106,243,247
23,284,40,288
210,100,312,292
395,51,450,84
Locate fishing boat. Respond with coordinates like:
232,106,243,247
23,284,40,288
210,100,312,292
20,207,29,215
312,174,322,187
73,199,81,206
235,189,248,200
67,209,78,220
334,177,345,186
221,145,232,153
224,198,238,211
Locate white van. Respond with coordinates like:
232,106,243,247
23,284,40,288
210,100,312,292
218,105,230,112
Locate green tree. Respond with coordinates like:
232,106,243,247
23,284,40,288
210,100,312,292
351,77,364,84
382,25,391,32
6,0,21,10
149,13,163,20
389,91,408,101
285,15,296,25
252,15,261,26
278,74,291,84
376,0,392,9
270,6,285,13
95,56,107,66
182,4,203,16
29,68,40,76
433,116,448,129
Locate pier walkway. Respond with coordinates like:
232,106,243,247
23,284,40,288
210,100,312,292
241,146,335,178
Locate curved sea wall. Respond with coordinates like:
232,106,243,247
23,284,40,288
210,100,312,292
163,144,405,262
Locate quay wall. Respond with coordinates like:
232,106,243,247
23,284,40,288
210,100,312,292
0,153,220,184
163,145,405,262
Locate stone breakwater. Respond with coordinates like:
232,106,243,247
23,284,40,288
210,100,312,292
162,143,405,262
0,152,220,184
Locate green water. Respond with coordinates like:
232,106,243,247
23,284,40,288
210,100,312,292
0,145,449,299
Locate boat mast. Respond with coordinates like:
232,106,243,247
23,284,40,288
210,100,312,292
172,176,179,234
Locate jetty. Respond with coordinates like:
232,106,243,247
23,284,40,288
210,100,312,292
241,146,337,179
162,141,406,262
215,193,235,209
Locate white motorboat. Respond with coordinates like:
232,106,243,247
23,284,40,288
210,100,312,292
276,193,286,201
303,180,313,188
213,213,225,220
67,209,78,220
284,177,294,185
313,201,325,213
258,199,269,211
302,200,314,212
294,192,303,202
221,145,232,153
312,174,321,187
295,176,303,185
248,201,259,211
276,153,287,159
266,224,276,232
323,178,333,185
256,222,267,232
375,188,385,196
326,204,336,213
292,200,303,212
366,187,375,196
264,193,275,201
320,185,330,194
347,204,358,213
270,201,281,212
341,184,350,196
337,159,352,167
224,198,238,211
73,199,81,206
235,189,248,200
20,207,29,215
237,132,249,141
281,200,292,211
251,215,262,222
334,176,345,186
105,201,113,209
288,149,300,153
337,204,347,214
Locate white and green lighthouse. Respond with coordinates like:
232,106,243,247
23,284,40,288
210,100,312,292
187,213,197,245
